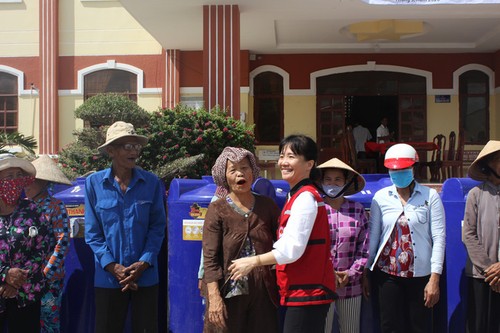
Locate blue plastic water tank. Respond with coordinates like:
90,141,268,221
54,177,95,333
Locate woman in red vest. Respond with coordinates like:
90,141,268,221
229,134,336,333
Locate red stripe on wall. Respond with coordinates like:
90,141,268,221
203,5,240,117
39,0,59,154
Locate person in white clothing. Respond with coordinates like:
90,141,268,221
352,120,373,159
376,117,392,143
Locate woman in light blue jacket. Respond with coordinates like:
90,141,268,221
365,143,445,333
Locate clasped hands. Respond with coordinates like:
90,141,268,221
0,268,28,298
484,262,500,293
106,261,150,292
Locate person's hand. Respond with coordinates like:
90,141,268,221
207,293,227,329
105,262,138,291
424,274,440,308
335,270,349,289
228,256,258,281
0,284,18,298
120,261,149,287
362,269,371,298
5,268,28,289
484,263,500,287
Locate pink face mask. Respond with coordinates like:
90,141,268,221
0,176,35,206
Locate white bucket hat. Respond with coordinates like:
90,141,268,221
317,157,365,195
0,153,36,176
32,155,72,185
468,140,500,181
97,121,148,154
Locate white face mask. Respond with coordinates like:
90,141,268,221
322,184,345,198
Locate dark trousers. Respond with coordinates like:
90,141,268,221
95,285,159,333
0,299,40,332
466,277,500,333
282,303,330,333
375,270,431,333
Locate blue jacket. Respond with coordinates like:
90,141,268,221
85,167,166,288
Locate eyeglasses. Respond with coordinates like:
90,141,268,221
114,143,143,151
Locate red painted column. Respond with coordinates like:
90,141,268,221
203,5,240,118
164,49,180,109
39,0,59,154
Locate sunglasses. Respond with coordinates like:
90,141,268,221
114,143,143,151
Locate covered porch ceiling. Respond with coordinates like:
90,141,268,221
119,0,500,54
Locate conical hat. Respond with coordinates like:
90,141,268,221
32,155,72,185
317,158,365,195
468,140,500,181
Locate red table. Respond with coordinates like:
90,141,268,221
365,142,438,155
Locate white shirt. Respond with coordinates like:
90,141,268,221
272,191,318,265
376,124,390,143
352,125,373,153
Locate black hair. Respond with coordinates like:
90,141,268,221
279,134,320,180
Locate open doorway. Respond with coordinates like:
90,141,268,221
347,96,399,141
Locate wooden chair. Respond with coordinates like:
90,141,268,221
418,134,446,182
441,131,465,180
344,126,377,174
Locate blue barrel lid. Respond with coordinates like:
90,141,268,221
54,177,86,204
441,177,481,202
346,175,392,209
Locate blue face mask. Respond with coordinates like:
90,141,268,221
322,184,345,198
389,169,414,188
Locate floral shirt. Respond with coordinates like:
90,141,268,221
377,213,415,278
35,193,70,282
0,199,51,311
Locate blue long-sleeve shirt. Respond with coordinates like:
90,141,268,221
367,182,446,276
84,167,166,288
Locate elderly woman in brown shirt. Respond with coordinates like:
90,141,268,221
202,147,280,333
463,140,500,333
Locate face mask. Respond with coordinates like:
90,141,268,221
389,169,414,188
322,184,345,198
0,176,35,206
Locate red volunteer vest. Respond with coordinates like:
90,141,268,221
276,184,336,306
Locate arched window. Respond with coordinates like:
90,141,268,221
84,69,137,101
459,70,489,145
0,72,18,133
253,72,284,144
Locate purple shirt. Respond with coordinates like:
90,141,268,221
326,199,369,298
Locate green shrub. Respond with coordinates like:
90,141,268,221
138,105,255,185
59,95,256,187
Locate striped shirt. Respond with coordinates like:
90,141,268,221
326,199,369,298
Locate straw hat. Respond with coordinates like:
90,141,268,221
97,121,148,154
0,153,36,176
468,140,500,181
32,155,72,185
317,158,365,195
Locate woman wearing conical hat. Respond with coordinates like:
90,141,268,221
463,140,500,333
317,158,369,333
24,155,72,333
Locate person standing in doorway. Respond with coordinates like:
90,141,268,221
85,121,166,333
352,120,373,159
376,117,393,143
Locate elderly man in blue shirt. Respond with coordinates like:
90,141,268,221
85,121,166,333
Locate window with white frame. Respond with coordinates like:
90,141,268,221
84,69,137,101
0,72,18,133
